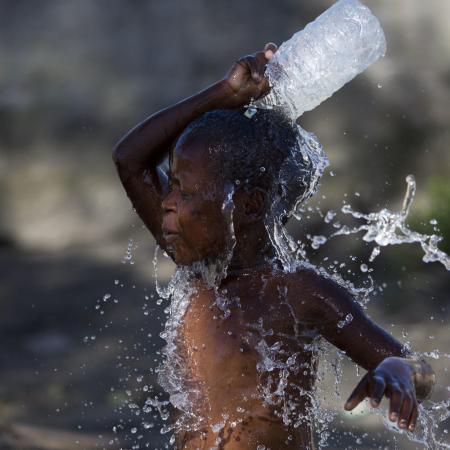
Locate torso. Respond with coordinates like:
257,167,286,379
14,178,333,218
168,267,320,449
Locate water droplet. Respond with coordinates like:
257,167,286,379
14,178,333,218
369,246,380,262
311,235,327,250
324,210,336,223
337,313,353,328
360,264,368,272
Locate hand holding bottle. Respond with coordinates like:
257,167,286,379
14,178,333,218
221,43,277,109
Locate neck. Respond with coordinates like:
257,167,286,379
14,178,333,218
225,223,276,276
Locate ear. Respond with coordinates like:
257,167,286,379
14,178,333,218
234,188,268,224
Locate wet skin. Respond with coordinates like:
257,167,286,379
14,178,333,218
174,271,318,449
174,263,424,449
113,44,435,448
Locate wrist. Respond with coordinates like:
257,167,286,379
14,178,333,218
213,79,245,109
404,358,436,401
189,79,240,114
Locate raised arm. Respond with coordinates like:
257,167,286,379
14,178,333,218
113,43,277,249
290,269,435,431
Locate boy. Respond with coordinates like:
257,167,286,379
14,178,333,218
113,44,435,449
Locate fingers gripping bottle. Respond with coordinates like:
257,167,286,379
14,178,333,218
257,0,386,121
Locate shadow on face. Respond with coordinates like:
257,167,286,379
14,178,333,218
161,134,230,265
161,133,272,266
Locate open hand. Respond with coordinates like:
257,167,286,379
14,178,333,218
221,43,277,108
344,357,418,431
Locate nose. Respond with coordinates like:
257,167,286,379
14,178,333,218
162,189,177,213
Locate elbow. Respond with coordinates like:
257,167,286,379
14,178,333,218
112,144,145,175
112,139,138,172
112,146,120,165
112,140,127,166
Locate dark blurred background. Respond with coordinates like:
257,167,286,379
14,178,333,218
0,0,449,449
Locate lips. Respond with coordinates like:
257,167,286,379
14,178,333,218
162,224,181,243
162,213,181,243
163,231,181,243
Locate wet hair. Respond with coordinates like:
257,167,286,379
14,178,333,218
175,107,312,220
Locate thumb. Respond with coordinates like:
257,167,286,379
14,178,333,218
345,375,369,411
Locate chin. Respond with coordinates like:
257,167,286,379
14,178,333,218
169,239,226,267
174,249,224,269
172,248,204,266
174,254,196,266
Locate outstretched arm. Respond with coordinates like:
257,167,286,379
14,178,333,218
113,44,277,249
291,269,435,431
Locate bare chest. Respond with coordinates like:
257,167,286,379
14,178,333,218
177,277,318,392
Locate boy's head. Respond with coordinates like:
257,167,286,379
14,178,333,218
162,108,312,265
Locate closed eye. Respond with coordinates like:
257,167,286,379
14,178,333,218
168,175,179,191
180,190,192,200
168,173,194,200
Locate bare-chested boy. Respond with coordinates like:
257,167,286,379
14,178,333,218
113,43,435,449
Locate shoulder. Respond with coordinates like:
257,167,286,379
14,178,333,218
285,264,350,298
283,265,363,325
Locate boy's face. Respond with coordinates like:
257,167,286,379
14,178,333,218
161,135,229,265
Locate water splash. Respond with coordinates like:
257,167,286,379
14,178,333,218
318,175,450,270
122,237,138,265
116,128,449,450
266,123,329,272
116,177,449,450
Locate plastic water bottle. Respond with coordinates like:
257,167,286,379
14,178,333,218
257,0,386,120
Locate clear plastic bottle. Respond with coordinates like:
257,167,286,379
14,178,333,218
257,0,386,120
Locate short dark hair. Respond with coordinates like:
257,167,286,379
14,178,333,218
176,107,313,220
